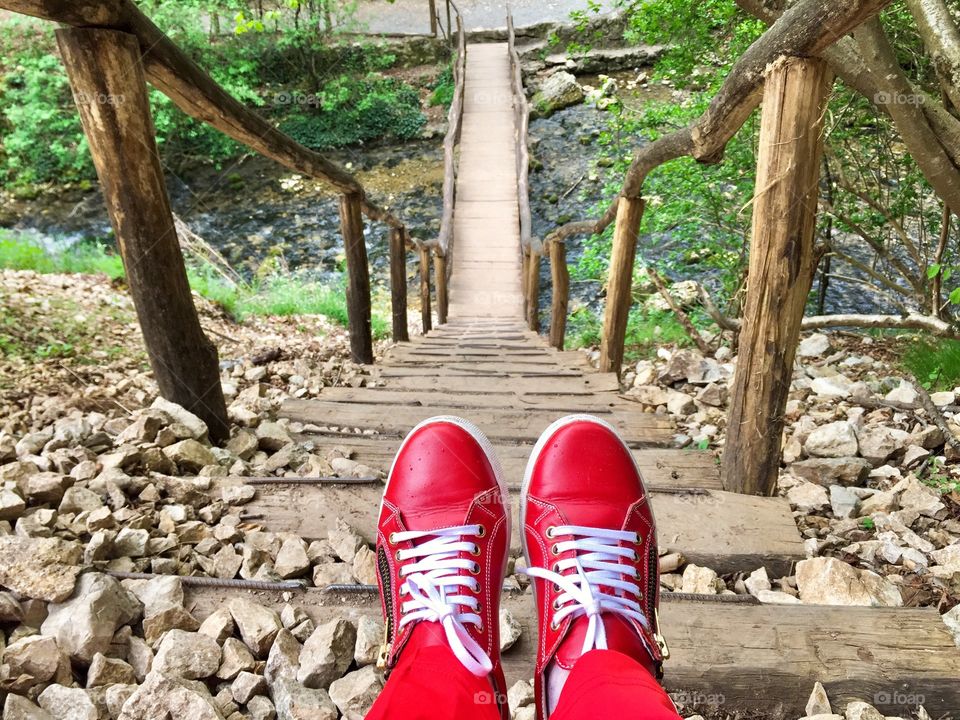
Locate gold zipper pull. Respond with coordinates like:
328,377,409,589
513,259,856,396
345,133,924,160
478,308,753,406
376,622,391,670
653,608,670,660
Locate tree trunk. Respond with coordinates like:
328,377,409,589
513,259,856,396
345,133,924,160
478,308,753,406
428,0,437,36
56,27,229,442
905,0,960,112
724,56,832,496
338,192,374,364
389,228,409,342
599,197,644,374
549,241,569,349
419,245,432,334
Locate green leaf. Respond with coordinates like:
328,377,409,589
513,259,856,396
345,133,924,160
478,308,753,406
943,269,953,283
927,263,941,279
949,287,960,305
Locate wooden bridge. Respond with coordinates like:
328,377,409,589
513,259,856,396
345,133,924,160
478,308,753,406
3,0,960,716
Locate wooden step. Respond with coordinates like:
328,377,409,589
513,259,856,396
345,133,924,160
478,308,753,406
368,373,621,394
220,481,802,575
281,399,675,446
313,387,630,413
183,586,960,716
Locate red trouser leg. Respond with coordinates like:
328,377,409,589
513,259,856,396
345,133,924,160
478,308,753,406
550,649,681,720
366,641,501,720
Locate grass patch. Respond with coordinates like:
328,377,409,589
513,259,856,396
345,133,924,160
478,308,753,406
0,232,388,337
900,335,960,390
565,305,702,361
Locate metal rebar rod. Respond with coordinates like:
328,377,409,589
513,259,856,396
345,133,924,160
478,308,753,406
108,571,306,592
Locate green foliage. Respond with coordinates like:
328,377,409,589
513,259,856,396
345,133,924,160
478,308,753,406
0,231,386,336
859,517,876,531
565,303,701,360
279,74,424,149
429,64,454,107
901,336,960,391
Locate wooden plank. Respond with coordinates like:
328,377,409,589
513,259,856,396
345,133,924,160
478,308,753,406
375,365,585,378
222,482,799,574
281,399,673,445
184,587,960,716
313,388,627,413
378,374,620,394
286,438,721,490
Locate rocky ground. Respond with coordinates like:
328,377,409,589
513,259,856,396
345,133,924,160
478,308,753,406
0,269,957,719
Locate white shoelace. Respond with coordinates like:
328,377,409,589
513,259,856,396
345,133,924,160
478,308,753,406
393,524,492,677
521,525,651,655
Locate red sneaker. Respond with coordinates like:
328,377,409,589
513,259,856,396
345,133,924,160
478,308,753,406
375,416,510,718
521,415,668,719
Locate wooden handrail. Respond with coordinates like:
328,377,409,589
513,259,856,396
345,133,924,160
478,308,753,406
434,15,467,256
0,0,404,230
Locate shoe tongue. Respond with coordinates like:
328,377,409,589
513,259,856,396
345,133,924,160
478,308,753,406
554,614,654,672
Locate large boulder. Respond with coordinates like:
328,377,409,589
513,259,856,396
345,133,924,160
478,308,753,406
298,619,357,690
41,572,142,665
0,536,83,602
153,630,222,679
118,671,224,720
532,72,583,117
329,666,385,720
804,422,859,458
795,557,902,606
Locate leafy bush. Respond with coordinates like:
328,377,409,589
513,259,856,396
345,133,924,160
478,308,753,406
279,73,425,149
901,336,960,391
428,64,454,107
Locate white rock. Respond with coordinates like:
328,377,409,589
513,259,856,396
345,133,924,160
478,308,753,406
885,381,918,405
152,397,208,440
941,604,960,647
500,608,522,651
798,334,831,358
811,376,853,399
354,616,384,666
298,618,357,689
153,629,222,679
270,677,337,720
795,557,902,606
274,537,311,579
930,542,960,575
856,426,912,466
829,485,859,519
329,665,385,720
218,637,257,681
508,680,535,711
327,519,366,563
844,701,884,720
744,567,771,596
805,422,859,458
41,572,142,664
805,681,831,715
930,391,956,406
3,695,54,720
118,670,224,720
231,671,268,704
37,686,97,720
755,590,801,604
787,482,830,513
857,490,899,517
351,545,378,586
229,599,282,658
680,564,719,594
4,635,61,685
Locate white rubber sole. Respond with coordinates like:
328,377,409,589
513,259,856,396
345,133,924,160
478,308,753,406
380,415,510,550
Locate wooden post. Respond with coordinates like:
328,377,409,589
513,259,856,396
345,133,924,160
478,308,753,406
389,227,409,342
428,0,437,36
419,245,433,333
724,56,832,496
434,252,449,325
599,197,644,374
56,27,229,442
445,0,452,44
549,241,569,350
526,250,541,332
338,192,374,364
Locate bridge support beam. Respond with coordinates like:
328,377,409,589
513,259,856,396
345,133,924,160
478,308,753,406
419,246,432,333
549,241,569,350
56,27,229,442
338,192,374,364
389,228,409,342
599,197,644,374
724,56,832,496
433,252,448,325
525,249,541,332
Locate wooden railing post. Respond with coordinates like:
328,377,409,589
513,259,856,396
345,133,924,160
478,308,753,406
56,27,229,442
549,241,569,349
419,245,433,333
338,192,374,364
526,249,541,332
428,0,437,35
389,227,409,342
599,197,644,374
434,252,449,325
724,56,832,496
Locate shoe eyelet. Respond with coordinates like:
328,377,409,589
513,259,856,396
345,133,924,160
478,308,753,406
550,619,559,631
388,532,397,544
477,622,484,632
552,563,561,573
395,550,403,562
545,526,556,538
470,544,481,557
553,583,561,592
470,562,481,575
551,544,560,556
476,526,486,538
552,599,562,611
